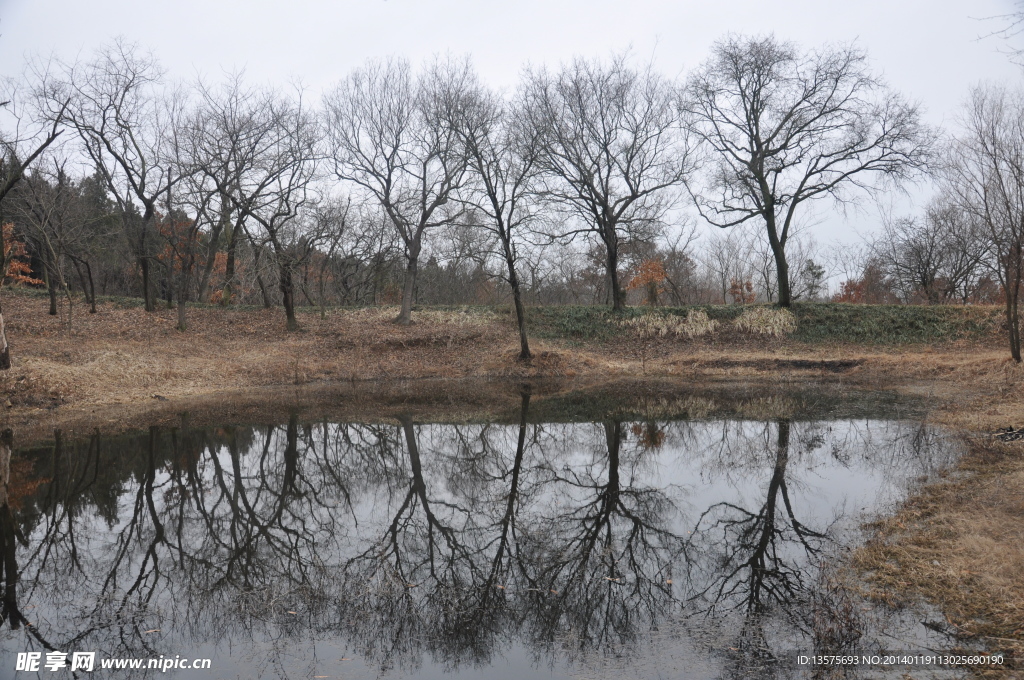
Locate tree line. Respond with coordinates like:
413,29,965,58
1,35,1023,359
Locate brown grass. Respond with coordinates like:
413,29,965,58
849,359,1024,675
853,439,1024,675
0,294,596,411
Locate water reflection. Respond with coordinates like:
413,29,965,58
0,398,958,678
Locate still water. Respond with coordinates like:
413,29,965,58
0,390,964,679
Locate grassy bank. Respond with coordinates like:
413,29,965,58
0,288,1010,417
854,437,1024,674
526,301,1004,344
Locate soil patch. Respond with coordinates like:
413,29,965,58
694,357,866,372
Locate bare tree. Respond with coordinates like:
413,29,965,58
194,78,320,330
237,90,320,331
870,199,986,304
983,2,1024,64
14,159,81,321
191,73,268,307
454,74,539,358
302,195,351,318
684,35,932,307
701,229,755,303
520,55,692,311
0,74,65,369
48,40,181,313
325,57,471,324
945,84,1024,362
163,103,221,332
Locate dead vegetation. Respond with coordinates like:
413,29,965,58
853,439,1024,674
733,305,798,337
0,291,1012,426
848,361,1024,676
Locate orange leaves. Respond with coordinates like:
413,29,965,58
155,215,202,273
834,279,867,303
832,264,897,304
728,278,755,304
627,259,667,291
1,223,43,287
627,259,667,306
211,251,228,278
630,422,665,450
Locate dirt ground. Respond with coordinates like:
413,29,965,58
1,292,1023,673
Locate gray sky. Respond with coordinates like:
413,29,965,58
1,0,1022,246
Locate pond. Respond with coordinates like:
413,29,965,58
0,387,968,678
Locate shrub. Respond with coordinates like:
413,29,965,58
620,313,668,340
678,309,719,338
734,306,797,337
621,310,719,339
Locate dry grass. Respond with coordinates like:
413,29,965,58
853,441,1024,674
0,295,543,407
678,309,719,338
0,291,1013,417
620,309,720,340
734,305,798,337
845,358,1024,675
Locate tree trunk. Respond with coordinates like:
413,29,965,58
769,240,791,308
604,225,625,311
165,277,174,310
0,299,10,370
251,244,272,309
197,199,229,303
62,285,74,333
140,256,155,312
221,220,241,306
280,264,298,331
71,257,97,313
176,296,186,332
84,260,97,314
196,234,218,303
395,244,420,325
43,266,57,316
73,259,88,302
763,203,792,307
257,273,272,309
502,240,531,360
176,267,189,333
299,281,317,307
1006,277,1021,363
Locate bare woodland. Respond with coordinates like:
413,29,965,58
1,35,1023,359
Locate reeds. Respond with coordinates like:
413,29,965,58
734,306,798,337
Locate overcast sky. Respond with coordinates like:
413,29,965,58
1,0,1022,246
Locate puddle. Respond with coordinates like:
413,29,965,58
0,390,984,678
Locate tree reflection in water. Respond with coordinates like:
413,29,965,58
0,405,958,678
